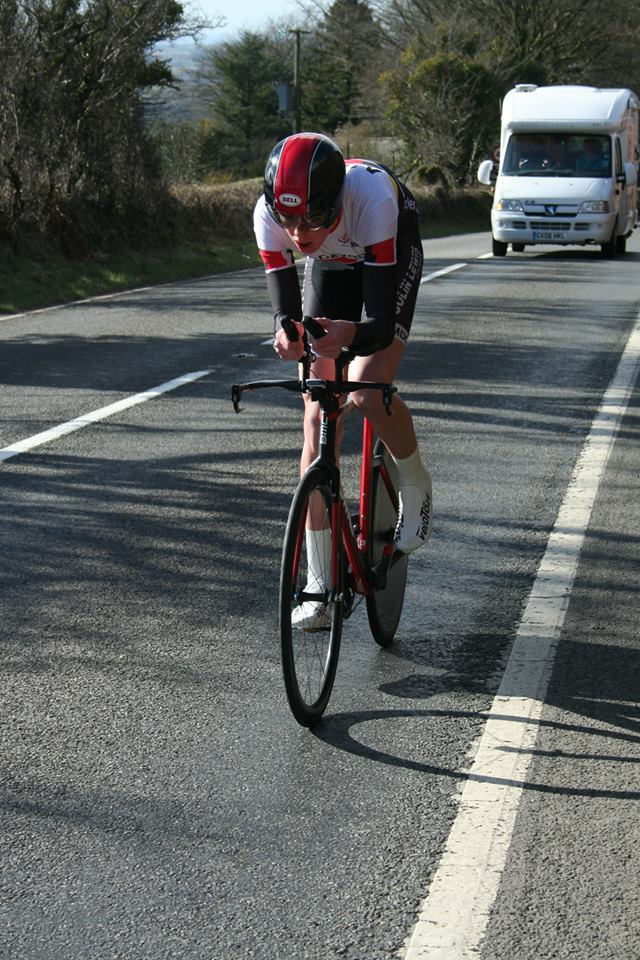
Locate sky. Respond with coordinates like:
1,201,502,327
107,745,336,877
186,0,307,40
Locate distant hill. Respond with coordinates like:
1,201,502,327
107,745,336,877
156,38,202,76
146,39,210,123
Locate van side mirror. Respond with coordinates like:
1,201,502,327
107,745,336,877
623,162,637,187
477,159,494,185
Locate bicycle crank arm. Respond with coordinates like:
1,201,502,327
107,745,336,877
369,543,405,589
296,589,329,603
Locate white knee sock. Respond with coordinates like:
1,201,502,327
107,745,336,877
305,528,332,591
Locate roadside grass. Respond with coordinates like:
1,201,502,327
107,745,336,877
0,239,262,315
1,184,492,315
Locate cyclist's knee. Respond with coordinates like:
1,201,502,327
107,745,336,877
352,389,382,419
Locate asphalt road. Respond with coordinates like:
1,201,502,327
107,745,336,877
1,233,639,960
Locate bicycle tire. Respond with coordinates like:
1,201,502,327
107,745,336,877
280,467,344,726
366,440,408,647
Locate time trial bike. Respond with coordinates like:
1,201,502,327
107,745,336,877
232,316,409,726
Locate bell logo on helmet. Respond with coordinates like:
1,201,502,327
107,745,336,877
279,193,303,207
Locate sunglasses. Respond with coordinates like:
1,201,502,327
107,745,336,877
274,209,332,231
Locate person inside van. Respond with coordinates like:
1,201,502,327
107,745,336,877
576,137,610,173
517,135,554,170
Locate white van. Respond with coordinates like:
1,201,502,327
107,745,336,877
478,84,639,256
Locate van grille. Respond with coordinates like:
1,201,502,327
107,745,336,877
529,221,572,230
523,206,578,218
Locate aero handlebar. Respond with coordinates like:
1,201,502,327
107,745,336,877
231,315,396,414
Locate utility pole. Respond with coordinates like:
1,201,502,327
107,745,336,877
289,28,309,133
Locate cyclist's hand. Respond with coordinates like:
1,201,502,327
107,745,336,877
273,322,304,360
309,318,355,359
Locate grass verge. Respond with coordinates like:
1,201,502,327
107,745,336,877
0,239,262,315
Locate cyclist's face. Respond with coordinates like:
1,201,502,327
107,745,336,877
286,222,331,253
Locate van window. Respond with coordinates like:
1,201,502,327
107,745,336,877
502,133,611,177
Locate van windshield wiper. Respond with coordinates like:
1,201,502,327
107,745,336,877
510,170,572,177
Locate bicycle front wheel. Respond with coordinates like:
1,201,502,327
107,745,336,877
366,439,409,647
280,467,344,726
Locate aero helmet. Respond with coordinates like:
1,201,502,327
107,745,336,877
264,133,346,229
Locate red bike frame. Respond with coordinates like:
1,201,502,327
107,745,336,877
290,415,399,601
342,416,399,597
233,345,398,605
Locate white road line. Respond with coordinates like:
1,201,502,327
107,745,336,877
420,263,468,284
403,310,640,959
1,286,158,322
0,266,260,323
260,252,492,345
419,252,493,285
0,369,211,463
1,249,493,458
3,247,495,324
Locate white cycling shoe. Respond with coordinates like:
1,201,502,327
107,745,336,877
394,472,432,554
292,596,331,631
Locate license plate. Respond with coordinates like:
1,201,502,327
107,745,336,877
532,231,566,241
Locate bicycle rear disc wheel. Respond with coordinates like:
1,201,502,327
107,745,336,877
366,440,409,647
280,467,343,726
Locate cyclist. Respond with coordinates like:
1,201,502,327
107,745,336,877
253,132,431,627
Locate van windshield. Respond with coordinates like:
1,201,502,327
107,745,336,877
502,133,612,177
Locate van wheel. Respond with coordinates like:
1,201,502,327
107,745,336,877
512,243,525,252
616,235,627,255
492,237,508,256
601,225,617,258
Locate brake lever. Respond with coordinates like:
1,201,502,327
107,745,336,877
302,315,327,339
382,385,396,416
280,317,300,342
280,316,313,374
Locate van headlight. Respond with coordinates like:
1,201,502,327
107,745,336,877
495,199,524,212
578,200,610,213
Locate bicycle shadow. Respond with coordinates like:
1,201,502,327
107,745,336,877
311,708,640,801
310,633,640,801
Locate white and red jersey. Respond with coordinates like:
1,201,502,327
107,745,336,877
254,157,422,355
254,159,405,272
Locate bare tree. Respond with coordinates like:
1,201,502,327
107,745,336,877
376,0,640,88
0,0,202,252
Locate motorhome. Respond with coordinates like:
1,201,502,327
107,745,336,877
478,84,639,256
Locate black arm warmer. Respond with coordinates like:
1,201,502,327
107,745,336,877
266,266,302,331
349,263,397,356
